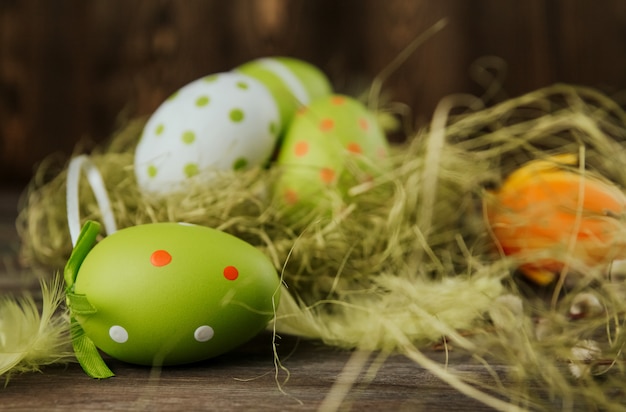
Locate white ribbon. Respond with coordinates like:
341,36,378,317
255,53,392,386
66,155,118,246
257,58,310,104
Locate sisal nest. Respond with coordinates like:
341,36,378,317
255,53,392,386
8,83,626,410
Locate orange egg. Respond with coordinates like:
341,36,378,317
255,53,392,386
484,154,626,285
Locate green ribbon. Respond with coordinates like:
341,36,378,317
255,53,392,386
64,220,115,378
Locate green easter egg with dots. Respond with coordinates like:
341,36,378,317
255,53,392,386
70,222,280,367
236,57,333,134
275,94,390,220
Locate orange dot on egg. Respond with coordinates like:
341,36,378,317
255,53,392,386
319,118,335,132
320,168,336,184
150,250,172,267
358,117,369,131
284,188,299,205
331,95,346,105
347,142,363,154
294,141,309,157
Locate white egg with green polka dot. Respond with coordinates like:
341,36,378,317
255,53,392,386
134,72,280,196
134,57,333,197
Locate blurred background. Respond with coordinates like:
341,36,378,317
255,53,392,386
1,0,626,187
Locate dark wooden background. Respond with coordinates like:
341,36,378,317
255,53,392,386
2,0,626,186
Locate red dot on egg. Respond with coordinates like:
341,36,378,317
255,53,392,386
223,265,239,281
150,250,172,267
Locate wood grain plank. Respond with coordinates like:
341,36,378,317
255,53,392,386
0,333,508,411
4,0,626,186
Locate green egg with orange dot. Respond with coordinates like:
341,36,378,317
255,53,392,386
275,94,390,218
69,222,280,366
236,56,333,135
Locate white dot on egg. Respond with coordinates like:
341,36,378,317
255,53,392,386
109,325,129,343
177,222,196,227
194,325,215,342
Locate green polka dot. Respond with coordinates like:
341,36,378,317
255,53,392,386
195,95,210,107
182,130,196,144
147,165,158,178
155,124,165,135
229,109,244,123
184,163,199,178
167,91,179,101
203,74,219,82
269,122,277,134
233,157,248,170
236,81,249,90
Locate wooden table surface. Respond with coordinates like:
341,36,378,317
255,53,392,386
0,188,579,411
